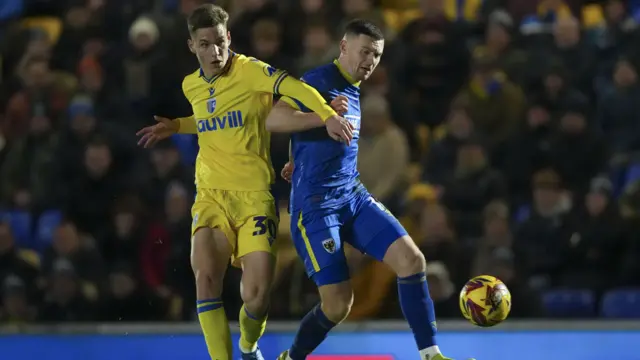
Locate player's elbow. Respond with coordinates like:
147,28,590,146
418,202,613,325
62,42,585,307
266,104,297,133
265,113,282,132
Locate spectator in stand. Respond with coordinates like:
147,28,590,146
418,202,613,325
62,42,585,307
41,221,105,296
560,176,625,290
0,274,37,323
505,99,553,204
39,258,95,322
454,49,525,162
597,57,640,159
548,16,597,96
422,101,475,185
549,100,609,195
297,21,338,75
0,104,60,210
357,94,409,207
0,221,40,301
514,168,576,290
479,10,529,86
140,140,194,212
101,263,165,322
390,0,470,156
440,139,507,237
65,139,127,236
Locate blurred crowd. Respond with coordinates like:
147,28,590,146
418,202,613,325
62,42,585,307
2,0,640,324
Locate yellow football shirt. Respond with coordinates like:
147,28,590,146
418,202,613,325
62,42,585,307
181,53,289,191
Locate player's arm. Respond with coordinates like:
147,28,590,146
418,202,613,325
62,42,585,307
266,96,348,133
244,59,337,120
174,115,197,134
245,59,354,143
136,115,196,148
266,99,323,133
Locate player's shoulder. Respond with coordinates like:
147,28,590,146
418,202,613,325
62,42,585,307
182,68,202,93
300,63,339,91
234,53,280,76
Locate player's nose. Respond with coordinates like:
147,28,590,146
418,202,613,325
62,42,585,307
213,45,224,57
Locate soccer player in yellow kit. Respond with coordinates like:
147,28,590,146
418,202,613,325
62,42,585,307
136,4,353,360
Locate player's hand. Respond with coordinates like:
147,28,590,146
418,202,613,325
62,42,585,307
281,161,293,183
136,116,179,148
330,95,349,115
325,115,354,145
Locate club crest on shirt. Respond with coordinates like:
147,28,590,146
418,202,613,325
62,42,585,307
322,239,337,254
263,65,277,77
207,98,216,114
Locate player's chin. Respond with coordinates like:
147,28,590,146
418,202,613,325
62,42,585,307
357,68,373,80
207,61,224,71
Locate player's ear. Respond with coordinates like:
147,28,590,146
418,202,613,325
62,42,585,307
187,38,196,54
339,39,348,55
226,30,231,46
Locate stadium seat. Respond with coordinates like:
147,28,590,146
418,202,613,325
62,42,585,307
1,210,33,248
601,289,640,318
34,210,62,251
624,163,640,189
514,205,530,223
542,289,596,318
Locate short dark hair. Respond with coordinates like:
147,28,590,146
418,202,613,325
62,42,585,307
187,4,229,34
344,19,384,41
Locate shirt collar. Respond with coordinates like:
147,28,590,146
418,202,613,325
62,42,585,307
333,59,360,87
200,50,236,83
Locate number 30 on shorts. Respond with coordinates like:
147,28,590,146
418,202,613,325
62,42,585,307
252,216,277,239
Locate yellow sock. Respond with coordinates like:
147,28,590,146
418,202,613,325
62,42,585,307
238,304,267,352
197,298,232,360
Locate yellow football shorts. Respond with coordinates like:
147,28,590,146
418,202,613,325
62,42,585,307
191,189,279,267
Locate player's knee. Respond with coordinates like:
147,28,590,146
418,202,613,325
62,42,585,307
385,236,427,277
192,267,224,298
240,281,271,315
319,287,354,323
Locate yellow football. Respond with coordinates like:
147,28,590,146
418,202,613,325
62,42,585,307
459,275,511,327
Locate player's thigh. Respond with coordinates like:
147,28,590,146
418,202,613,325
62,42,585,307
234,190,279,266
351,196,409,265
291,210,351,287
192,189,237,251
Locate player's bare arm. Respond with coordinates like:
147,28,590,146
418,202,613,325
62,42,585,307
266,95,349,133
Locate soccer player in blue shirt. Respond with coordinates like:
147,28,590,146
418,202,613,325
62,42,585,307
266,19,474,360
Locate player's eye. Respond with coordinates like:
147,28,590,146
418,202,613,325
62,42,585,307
200,42,208,48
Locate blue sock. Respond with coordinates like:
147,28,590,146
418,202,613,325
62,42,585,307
289,304,337,359
398,272,437,350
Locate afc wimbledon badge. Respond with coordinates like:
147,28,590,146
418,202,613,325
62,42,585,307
322,239,337,254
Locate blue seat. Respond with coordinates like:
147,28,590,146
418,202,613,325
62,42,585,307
35,210,62,251
1,210,33,248
542,289,596,318
624,163,640,189
514,205,530,223
601,289,640,318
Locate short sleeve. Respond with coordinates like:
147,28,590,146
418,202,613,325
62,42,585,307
242,58,289,95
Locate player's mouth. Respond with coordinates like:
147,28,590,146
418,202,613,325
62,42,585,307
211,60,223,66
360,66,372,73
